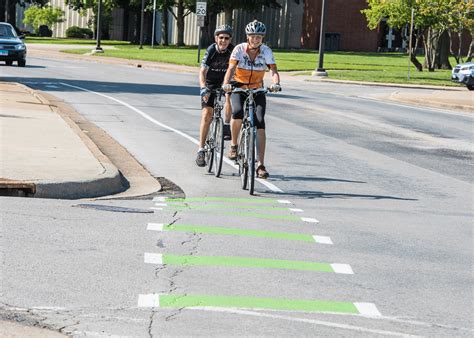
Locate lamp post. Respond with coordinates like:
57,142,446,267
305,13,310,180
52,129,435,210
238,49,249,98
92,0,103,53
139,0,145,49
151,0,157,48
312,0,328,76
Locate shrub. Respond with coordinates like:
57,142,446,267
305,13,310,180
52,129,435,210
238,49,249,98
66,26,93,39
23,6,64,33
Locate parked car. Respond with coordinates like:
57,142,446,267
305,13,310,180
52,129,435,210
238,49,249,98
0,22,26,67
451,62,474,90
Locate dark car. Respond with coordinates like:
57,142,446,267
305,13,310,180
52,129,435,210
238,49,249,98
0,22,27,67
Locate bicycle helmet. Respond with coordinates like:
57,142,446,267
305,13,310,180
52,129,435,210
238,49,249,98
214,24,233,37
245,20,266,35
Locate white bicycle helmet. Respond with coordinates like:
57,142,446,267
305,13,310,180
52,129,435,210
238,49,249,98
214,24,233,37
245,20,266,35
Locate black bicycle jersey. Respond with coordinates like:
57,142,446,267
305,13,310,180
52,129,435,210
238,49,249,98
201,43,234,88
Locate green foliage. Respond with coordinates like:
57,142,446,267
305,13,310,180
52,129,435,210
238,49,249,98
66,26,94,38
23,5,64,33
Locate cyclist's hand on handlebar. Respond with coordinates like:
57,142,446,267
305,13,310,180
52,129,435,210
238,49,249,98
269,83,281,92
222,83,233,93
200,87,210,97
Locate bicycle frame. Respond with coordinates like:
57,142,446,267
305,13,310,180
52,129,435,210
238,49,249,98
204,89,225,177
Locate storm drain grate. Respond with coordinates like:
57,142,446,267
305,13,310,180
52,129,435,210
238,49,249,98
73,204,154,213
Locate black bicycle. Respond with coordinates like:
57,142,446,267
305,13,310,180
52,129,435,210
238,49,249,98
232,87,268,195
204,89,225,177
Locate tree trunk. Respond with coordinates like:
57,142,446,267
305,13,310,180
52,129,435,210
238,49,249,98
176,0,185,46
202,9,217,47
448,30,462,64
122,5,130,41
423,28,441,72
7,0,16,28
224,7,233,26
0,1,6,22
436,30,451,70
161,9,169,46
410,31,423,71
467,36,473,62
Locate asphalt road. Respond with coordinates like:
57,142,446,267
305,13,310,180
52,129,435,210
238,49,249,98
1,55,473,337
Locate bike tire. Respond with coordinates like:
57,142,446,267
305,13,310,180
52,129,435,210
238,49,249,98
239,130,248,190
213,117,224,177
206,120,215,173
248,127,256,195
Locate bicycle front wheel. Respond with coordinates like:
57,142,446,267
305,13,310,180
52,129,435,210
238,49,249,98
248,127,256,195
239,129,248,190
206,120,215,173
213,117,224,177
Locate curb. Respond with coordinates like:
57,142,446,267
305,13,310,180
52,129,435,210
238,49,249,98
0,83,126,199
388,91,473,112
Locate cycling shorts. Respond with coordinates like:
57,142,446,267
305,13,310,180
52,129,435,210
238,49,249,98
231,92,266,129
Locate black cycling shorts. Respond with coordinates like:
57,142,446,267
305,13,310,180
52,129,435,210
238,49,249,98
231,92,266,129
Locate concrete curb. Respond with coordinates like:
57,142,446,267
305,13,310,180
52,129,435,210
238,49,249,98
388,91,473,112
10,84,126,199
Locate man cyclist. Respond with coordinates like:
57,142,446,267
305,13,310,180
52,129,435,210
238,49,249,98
196,25,234,167
222,20,281,179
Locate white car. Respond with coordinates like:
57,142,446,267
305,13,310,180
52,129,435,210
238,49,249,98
451,62,474,90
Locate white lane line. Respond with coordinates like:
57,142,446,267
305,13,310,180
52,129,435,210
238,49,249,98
59,82,284,193
330,263,354,274
154,203,168,207
45,85,59,88
289,208,303,212
187,307,411,336
302,217,319,223
354,303,382,317
144,253,163,264
277,200,292,204
312,236,333,245
138,294,160,307
150,207,162,211
153,197,167,202
147,223,164,231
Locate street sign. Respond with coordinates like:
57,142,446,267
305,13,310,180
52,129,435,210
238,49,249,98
196,1,207,16
197,16,205,27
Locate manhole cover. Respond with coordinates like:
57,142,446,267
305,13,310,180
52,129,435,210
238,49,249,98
74,204,154,213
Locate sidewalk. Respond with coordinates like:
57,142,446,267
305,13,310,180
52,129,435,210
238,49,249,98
0,82,125,199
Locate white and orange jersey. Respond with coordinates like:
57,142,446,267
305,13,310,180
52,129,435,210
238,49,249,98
229,43,276,89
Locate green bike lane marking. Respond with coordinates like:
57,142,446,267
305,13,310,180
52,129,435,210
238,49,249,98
137,294,381,316
153,196,292,204
144,253,353,274
147,223,333,244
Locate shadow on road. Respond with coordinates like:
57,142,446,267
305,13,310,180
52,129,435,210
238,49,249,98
271,175,366,184
269,190,418,201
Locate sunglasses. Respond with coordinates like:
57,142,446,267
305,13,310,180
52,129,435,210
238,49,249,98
218,36,230,40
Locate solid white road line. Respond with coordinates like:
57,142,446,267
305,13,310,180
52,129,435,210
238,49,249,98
312,236,333,245
59,82,284,194
289,208,303,212
153,197,167,202
277,200,292,204
138,294,160,307
154,203,168,206
144,253,163,264
302,217,319,223
147,223,164,231
330,264,354,274
150,207,162,211
354,303,382,317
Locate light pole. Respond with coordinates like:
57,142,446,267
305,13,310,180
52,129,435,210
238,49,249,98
312,0,328,76
92,0,103,53
139,0,145,49
151,0,157,48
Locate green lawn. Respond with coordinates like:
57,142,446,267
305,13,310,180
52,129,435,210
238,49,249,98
60,44,458,87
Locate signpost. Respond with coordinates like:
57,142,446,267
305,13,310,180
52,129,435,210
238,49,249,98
196,1,206,62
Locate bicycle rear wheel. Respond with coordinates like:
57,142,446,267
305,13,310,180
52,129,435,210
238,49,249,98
205,120,215,173
248,127,256,195
213,117,224,177
239,129,248,190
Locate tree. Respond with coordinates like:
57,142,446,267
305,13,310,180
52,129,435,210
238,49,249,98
3,0,48,29
446,0,474,63
363,0,474,71
23,6,64,33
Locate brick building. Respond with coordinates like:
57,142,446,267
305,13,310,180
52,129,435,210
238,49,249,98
301,0,381,51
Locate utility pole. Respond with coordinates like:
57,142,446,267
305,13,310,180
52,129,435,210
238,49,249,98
92,0,104,53
407,8,415,80
312,0,328,77
151,0,157,48
139,0,145,49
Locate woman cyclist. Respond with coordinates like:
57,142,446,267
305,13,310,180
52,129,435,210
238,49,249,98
222,20,281,179
196,25,234,167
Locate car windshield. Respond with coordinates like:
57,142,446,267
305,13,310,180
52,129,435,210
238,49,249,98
0,24,17,38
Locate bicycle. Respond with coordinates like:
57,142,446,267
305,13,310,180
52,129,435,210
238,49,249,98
232,87,269,195
204,88,225,178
